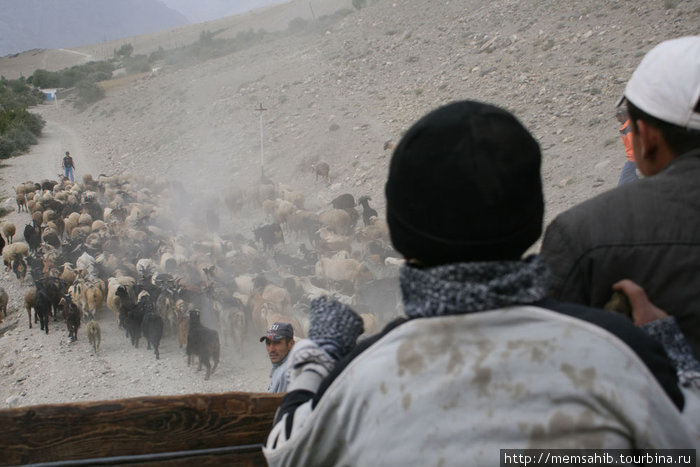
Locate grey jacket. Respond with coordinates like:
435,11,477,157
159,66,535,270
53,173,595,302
541,149,700,358
268,355,289,393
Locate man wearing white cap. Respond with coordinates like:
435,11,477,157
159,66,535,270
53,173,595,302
541,36,700,359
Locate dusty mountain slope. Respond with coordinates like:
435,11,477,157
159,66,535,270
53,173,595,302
0,0,698,408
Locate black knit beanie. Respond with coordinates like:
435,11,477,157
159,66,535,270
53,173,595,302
385,100,543,266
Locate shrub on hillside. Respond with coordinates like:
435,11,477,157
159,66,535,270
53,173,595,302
115,43,134,59
75,80,105,108
29,61,115,89
124,55,152,74
0,78,44,107
0,127,37,158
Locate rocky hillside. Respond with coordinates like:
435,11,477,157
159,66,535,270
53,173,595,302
48,0,697,225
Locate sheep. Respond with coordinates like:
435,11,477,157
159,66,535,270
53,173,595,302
0,287,8,323
319,209,351,236
331,193,355,210
24,287,36,328
186,309,220,380
2,222,16,244
14,181,37,197
76,252,96,277
316,227,352,256
3,242,29,271
358,195,379,227
356,218,391,254
16,194,28,213
315,255,373,286
282,189,305,209
312,161,330,183
286,209,320,243
31,211,43,229
64,212,81,236
260,284,292,315
42,227,61,250
59,263,77,284
273,199,296,225
72,278,105,319
42,209,56,224
86,319,101,353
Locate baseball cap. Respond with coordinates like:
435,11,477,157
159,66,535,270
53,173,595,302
260,322,294,342
617,36,700,130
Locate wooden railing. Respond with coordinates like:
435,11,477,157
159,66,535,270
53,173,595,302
0,392,283,466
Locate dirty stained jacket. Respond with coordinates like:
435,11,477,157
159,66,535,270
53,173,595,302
264,301,697,466
541,149,700,360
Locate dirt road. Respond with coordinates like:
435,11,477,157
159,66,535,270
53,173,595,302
0,104,271,409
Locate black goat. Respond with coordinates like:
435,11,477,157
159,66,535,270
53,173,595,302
35,288,52,334
117,287,143,348
139,292,163,359
186,309,220,380
142,309,164,360
35,277,69,320
24,224,41,255
60,295,81,342
358,196,379,227
254,223,284,251
0,233,5,255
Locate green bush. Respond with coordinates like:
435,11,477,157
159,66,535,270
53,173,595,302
352,0,367,10
75,80,105,108
0,136,14,159
29,61,115,89
115,43,134,59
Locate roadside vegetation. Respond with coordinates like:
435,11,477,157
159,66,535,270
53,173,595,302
0,77,45,159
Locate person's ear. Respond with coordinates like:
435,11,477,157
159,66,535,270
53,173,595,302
635,120,656,162
637,120,674,173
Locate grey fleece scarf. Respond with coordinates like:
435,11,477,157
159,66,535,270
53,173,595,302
400,255,550,319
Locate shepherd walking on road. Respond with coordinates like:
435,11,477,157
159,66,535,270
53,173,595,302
62,151,75,182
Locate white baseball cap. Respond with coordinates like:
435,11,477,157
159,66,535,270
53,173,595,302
619,36,700,131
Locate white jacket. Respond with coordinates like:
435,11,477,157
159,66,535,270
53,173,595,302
264,306,698,466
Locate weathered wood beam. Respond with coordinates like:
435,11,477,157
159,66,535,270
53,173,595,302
0,392,282,466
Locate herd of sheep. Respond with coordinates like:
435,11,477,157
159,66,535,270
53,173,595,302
0,168,404,380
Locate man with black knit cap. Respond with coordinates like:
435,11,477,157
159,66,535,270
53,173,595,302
541,36,700,359
263,101,697,466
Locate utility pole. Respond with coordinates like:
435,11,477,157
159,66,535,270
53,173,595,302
255,103,267,178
